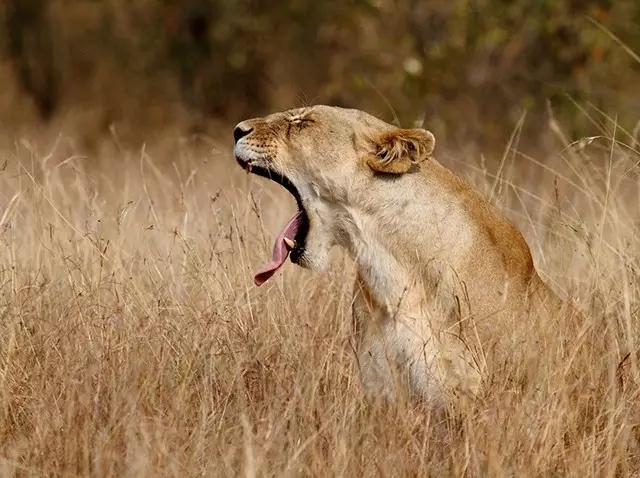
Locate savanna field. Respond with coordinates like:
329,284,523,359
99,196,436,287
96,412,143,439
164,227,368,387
0,115,638,477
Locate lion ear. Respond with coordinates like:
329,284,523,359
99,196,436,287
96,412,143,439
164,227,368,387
365,128,436,174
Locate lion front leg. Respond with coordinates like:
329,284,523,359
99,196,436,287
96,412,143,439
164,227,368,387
352,276,441,404
351,276,482,406
351,276,402,403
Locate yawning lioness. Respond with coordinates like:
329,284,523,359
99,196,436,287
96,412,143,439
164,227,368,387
233,105,580,406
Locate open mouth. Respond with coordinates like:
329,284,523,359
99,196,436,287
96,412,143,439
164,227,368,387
236,157,310,286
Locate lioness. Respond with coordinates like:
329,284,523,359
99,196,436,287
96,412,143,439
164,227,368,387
233,105,577,406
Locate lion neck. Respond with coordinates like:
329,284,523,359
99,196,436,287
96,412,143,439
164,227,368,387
334,172,475,313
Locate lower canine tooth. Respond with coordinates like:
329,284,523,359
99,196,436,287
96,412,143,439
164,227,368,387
284,237,295,250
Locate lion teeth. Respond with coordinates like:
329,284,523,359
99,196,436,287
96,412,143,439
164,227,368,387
247,164,252,173
284,237,296,250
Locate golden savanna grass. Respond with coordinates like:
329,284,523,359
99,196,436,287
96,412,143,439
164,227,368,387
0,114,638,477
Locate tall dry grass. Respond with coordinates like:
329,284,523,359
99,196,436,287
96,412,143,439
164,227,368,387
0,115,638,477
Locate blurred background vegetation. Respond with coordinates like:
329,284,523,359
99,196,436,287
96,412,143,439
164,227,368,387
0,0,638,152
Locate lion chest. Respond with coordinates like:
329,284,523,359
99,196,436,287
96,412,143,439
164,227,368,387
354,243,462,327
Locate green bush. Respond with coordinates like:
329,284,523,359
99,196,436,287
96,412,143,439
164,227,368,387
2,0,638,146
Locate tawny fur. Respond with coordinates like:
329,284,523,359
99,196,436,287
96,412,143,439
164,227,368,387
233,105,582,406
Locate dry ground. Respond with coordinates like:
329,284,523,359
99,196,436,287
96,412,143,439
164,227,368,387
0,121,638,477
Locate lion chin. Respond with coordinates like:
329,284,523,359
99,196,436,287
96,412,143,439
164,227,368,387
233,104,585,408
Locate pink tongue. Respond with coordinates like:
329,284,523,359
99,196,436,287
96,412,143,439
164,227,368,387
254,211,304,286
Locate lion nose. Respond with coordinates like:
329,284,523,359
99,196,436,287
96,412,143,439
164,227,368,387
233,122,253,143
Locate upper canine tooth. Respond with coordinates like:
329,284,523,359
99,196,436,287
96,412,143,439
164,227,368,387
247,164,252,173
284,237,295,250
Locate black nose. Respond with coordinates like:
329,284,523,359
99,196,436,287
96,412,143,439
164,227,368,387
233,124,253,143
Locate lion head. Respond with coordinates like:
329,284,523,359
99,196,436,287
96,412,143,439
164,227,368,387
233,105,435,285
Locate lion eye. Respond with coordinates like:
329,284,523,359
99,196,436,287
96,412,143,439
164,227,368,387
290,118,314,128
286,116,314,138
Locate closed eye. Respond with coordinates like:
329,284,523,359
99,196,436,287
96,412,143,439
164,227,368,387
291,117,314,127
286,117,315,138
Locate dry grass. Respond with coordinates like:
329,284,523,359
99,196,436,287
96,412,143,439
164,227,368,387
0,117,638,477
